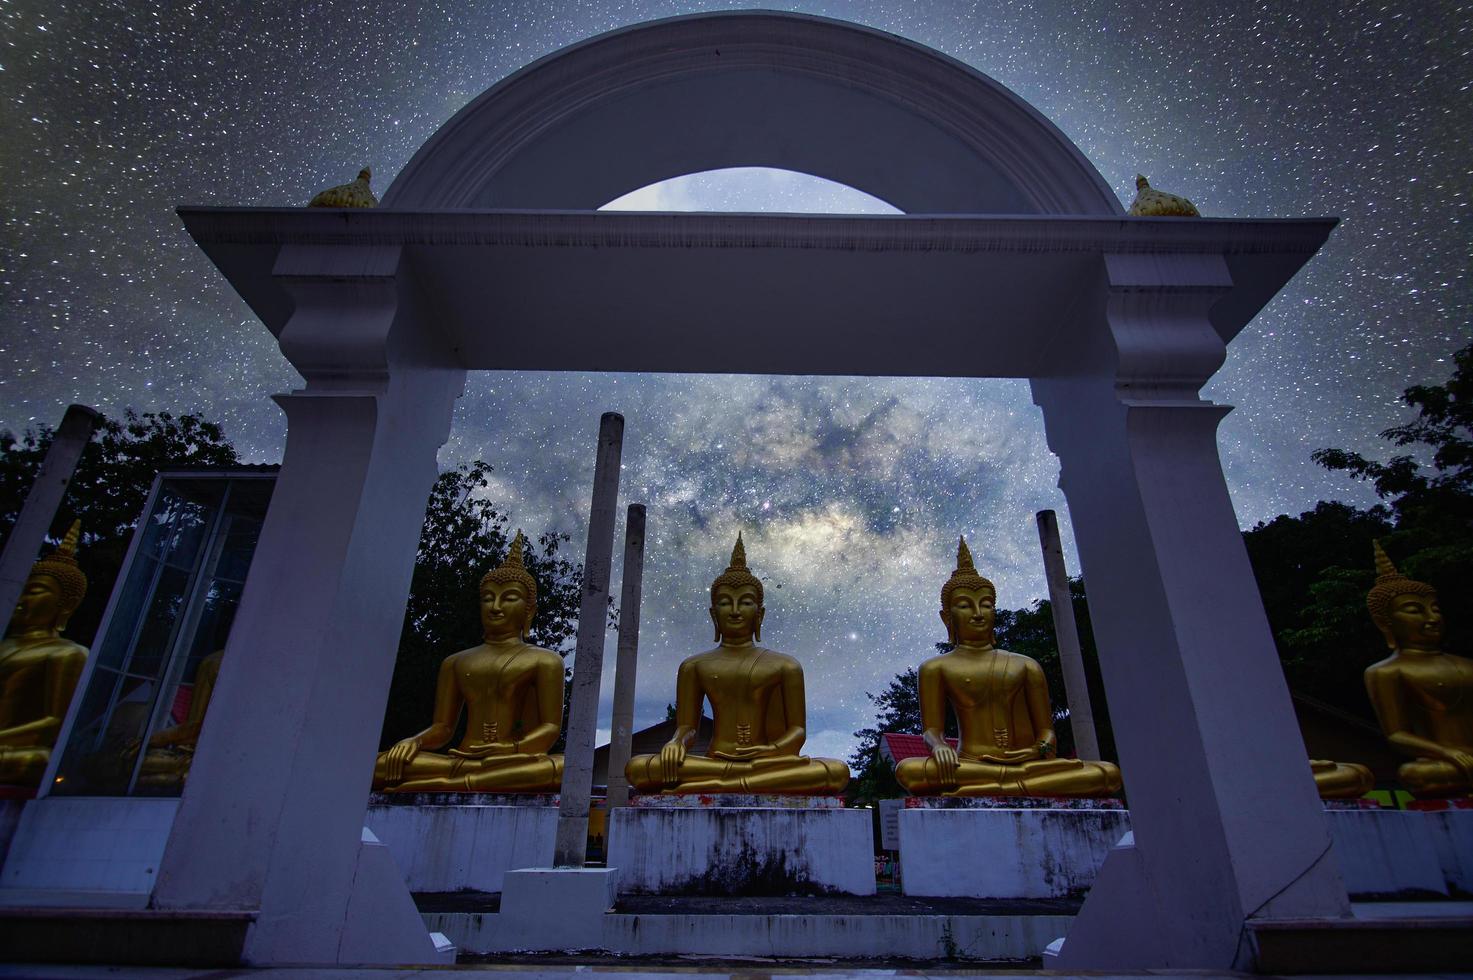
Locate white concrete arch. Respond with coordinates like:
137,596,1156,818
385,10,1123,215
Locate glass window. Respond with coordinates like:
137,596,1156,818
50,473,274,797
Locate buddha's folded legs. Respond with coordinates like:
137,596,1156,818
379,751,564,793
0,746,51,785
1398,758,1472,798
895,755,1121,797
1310,759,1375,799
625,753,849,794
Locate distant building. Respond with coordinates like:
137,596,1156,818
590,715,714,792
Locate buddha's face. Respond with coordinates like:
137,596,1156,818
481,580,531,641
711,583,763,644
1386,590,1443,652
944,586,996,646
9,573,64,636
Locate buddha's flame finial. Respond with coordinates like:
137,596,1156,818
956,535,975,573
1372,539,1399,581
58,519,81,559
1366,539,1437,639
730,531,748,572
29,518,87,613
507,530,526,568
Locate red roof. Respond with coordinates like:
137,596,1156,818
879,732,956,767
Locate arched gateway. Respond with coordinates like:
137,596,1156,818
141,11,1344,970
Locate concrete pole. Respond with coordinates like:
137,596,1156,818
1035,509,1100,762
0,404,100,630
604,503,646,809
554,412,624,867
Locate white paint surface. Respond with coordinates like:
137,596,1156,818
608,807,875,896
899,807,1130,899
363,804,556,893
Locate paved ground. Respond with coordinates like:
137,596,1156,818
2,967,1471,980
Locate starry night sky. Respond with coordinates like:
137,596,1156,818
2,1,1468,760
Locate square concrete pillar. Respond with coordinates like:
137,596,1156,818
149,244,466,965
1031,253,1349,969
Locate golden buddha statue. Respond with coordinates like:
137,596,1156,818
0,521,88,787
1363,541,1472,798
131,648,224,792
1309,757,1375,799
625,533,850,795
374,532,565,793
895,537,1122,798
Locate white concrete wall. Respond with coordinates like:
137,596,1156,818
426,909,1074,960
900,808,1129,899
1422,810,1472,895
609,807,875,896
899,807,1469,901
0,797,178,899
363,804,556,893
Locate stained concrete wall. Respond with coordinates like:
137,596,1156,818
609,807,874,896
363,804,556,894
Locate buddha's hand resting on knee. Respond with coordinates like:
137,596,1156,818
659,740,686,787
931,743,960,789
382,737,421,783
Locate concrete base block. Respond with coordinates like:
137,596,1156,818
428,908,1072,960
609,807,875,896
899,807,1130,898
0,800,24,868
0,797,179,898
497,866,620,952
1325,809,1447,897
329,828,456,966
363,803,557,893
1425,810,1473,895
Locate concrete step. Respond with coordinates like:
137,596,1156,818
0,906,255,967
1248,902,1473,974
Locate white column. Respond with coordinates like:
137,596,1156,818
554,413,624,867
0,403,99,624
1031,253,1347,970
605,503,647,809
151,244,465,965
1035,509,1100,763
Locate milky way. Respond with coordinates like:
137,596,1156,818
2,1,1468,759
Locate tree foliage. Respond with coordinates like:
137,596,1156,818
0,410,242,645
1244,342,1473,719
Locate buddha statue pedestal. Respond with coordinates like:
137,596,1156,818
362,792,558,894
607,800,875,896
1320,806,1469,898
897,797,1130,900
611,536,868,895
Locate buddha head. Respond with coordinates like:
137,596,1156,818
710,532,764,644
8,520,87,638
940,536,997,646
1366,540,1442,652
479,530,538,641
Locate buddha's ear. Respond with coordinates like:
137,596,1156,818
754,606,765,643
710,606,721,643
1378,625,1398,651
939,608,955,644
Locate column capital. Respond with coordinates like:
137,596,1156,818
1103,252,1232,404
271,243,406,391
